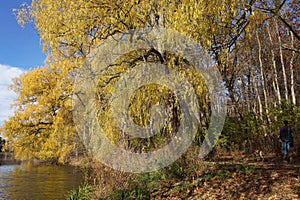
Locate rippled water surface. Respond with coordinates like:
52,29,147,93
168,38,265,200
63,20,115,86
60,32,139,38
0,164,83,200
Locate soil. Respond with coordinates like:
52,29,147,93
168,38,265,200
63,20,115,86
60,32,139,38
153,154,300,200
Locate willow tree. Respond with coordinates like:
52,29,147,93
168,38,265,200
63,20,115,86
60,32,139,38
7,0,267,161
2,60,84,163
22,0,256,111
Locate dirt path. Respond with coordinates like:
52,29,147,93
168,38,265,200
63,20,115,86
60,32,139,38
191,156,300,200
153,155,300,200
246,157,300,200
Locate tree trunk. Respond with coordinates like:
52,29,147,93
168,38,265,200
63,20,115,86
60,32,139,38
289,31,296,105
267,25,281,105
256,31,270,123
250,45,263,121
276,21,289,101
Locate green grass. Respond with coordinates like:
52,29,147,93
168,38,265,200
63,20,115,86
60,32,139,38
66,183,93,200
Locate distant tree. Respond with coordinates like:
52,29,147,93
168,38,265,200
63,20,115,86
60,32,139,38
0,136,5,152
2,64,85,163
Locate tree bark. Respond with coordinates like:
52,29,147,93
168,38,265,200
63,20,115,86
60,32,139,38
256,31,270,123
267,24,281,105
276,21,289,101
250,44,263,121
289,31,296,105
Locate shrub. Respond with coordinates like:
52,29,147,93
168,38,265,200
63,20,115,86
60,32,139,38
66,183,93,200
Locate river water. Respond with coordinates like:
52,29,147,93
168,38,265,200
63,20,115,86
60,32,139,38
0,163,84,200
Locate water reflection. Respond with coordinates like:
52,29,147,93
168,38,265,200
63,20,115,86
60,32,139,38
0,163,83,200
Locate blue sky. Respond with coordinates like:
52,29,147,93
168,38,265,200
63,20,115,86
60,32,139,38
0,0,45,69
0,0,46,127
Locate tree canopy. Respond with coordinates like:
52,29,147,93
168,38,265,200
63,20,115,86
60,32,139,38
3,0,299,163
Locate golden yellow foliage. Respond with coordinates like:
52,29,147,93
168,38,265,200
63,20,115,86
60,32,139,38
3,61,82,163
5,0,254,162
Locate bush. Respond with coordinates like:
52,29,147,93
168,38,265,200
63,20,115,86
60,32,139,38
103,186,151,200
66,183,93,200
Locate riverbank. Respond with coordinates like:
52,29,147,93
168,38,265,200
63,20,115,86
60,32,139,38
74,154,300,199
0,152,21,165
0,152,88,167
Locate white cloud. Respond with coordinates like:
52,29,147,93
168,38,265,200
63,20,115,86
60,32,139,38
0,64,25,126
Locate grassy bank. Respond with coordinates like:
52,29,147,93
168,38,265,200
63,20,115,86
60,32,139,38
66,152,300,199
